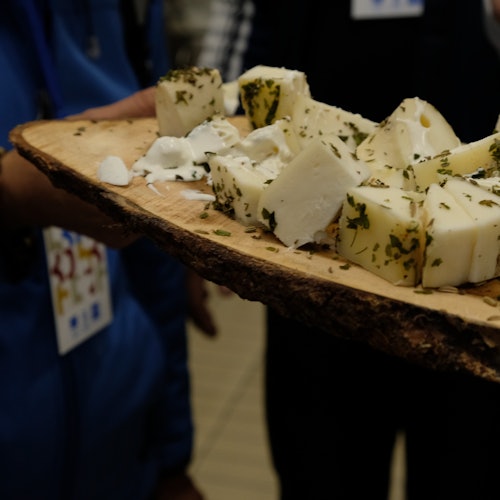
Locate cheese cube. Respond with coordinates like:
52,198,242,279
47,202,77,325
210,155,270,226
238,65,310,129
467,176,500,196
443,177,500,283
291,94,377,152
421,183,475,288
156,67,225,137
412,132,500,192
336,186,425,286
367,164,416,191
356,97,460,170
257,136,371,249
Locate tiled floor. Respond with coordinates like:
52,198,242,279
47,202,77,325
187,282,406,500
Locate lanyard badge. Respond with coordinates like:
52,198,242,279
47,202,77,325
43,228,113,354
351,0,424,19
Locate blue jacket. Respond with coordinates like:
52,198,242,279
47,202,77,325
1,1,192,499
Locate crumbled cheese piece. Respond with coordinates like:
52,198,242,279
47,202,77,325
132,136,205,183
181,189,216,202
97,155,131,186
132,116,242,183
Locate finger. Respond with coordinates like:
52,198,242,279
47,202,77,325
68,87,156,120
189,305,217,337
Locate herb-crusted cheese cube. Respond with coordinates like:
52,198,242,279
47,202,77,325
467,176,500,196
336,186,425,286
291,94,377,152
210,155,271,226
421,184,475,288
367,164,416,191
443,177,500,283
209,120,299,225
412,132,500,192
156,67,224,137
238,65,310,129
257,136,371,249
356,97,460,170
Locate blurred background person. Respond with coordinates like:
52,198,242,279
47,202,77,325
198,1,500,499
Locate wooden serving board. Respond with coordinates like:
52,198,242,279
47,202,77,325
10,117,500,382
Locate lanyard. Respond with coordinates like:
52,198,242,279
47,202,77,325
17,0,65,117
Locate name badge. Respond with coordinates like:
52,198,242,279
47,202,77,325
43,228,113,355
351,0,424,19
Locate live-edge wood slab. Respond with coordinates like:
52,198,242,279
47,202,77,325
10,117,500,382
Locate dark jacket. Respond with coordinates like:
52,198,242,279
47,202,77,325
244,0,500,142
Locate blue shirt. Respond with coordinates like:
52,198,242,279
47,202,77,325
0,1,192,499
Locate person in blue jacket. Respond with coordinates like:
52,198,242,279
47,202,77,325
199,1,500,499
0,1,210,498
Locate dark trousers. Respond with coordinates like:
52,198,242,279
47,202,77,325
266,308,500,500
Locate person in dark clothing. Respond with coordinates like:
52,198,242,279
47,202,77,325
239,2,500,499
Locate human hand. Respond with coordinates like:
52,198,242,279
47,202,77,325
69,86,156,120
1,149,138,247
152,471,205,500
489,0,500,22
186,269,218,337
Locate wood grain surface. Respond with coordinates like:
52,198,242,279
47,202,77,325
10,116,500,382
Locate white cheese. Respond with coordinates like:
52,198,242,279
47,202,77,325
210,155,270,226
229,118,299,176
336,186,425,286
465,176,500,196
222,80,240,115
186,115,241,163
257,136,371,249
181,189,216,202
97,155,131,186
366,164,416,191
412,131,500,192
421,183,475,288
156,67,225,137
356,97,461,171
238,65,310,129
132,115,242,183
131,136,206,183
290,94,377,152
209,120,299,225
443,177,500,283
